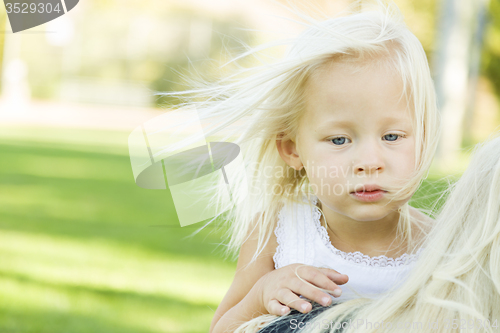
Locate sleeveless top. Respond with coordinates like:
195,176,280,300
273,194,424,303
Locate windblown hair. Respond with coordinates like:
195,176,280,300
158,0,439,265
236,133,500,333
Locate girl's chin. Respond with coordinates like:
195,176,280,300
318,198,400,222
346,207,397,222
325,206,396,222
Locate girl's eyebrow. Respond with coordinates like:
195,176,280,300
317,115,408,128
316,119,354,130
381,115,413,126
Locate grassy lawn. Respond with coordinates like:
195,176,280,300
0,124,461,333
0,125,235,333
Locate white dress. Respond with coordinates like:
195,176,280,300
273,194,423,303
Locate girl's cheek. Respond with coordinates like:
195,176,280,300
400,149,417,175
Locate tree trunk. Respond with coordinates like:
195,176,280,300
432,0,489,166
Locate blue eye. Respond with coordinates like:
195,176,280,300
331,137,350,145
383,134,400,141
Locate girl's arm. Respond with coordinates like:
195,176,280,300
211,280,268,333
209,217,277,333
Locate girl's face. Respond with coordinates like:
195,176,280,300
296,60,416,222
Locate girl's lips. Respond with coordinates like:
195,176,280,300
351,189,386,202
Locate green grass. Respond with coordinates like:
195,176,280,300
0,125,463,333
0,125,235,333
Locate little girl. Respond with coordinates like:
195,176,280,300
240,133,500,333
157,1,439,332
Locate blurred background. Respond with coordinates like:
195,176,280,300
0,0,498,332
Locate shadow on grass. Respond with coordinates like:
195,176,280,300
0,211,230,262
0,307,160,333
0,142,232,261
0,270,217,333
0,269,215,310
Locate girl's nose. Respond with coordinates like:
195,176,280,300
352,144,385,175
354,163,384,174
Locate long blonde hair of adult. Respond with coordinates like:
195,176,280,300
158,0,440,265
236,132,500,333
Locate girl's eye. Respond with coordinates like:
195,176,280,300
331,137,351,145
383,134,402,142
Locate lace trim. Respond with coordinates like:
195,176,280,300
303,199,316,266
273,206,287,269
310,195,423,267
273,197,316,269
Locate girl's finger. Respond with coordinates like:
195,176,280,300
277,288,313,314
291,278,340,308
268,299,291,316
294,266,342,298
317,267,349,285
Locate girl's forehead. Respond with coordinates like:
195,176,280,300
308,57,401,87
300,61,415,129
306,65,407,105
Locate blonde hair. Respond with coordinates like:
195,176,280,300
158,0,440,265
237,132,500,333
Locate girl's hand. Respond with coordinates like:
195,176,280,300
257,263,349,316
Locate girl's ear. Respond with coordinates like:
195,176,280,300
276,132,304,171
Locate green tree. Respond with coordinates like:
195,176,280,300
483,0,500,99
